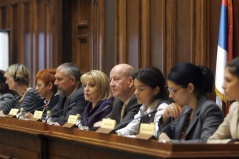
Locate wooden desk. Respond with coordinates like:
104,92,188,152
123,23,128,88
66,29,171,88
0,117,238,159
0,117,47,159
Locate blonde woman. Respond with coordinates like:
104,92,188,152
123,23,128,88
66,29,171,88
79,70,113,129
3,64,42,115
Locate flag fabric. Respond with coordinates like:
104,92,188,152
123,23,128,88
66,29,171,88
215,0,233,114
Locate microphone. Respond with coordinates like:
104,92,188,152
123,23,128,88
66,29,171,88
45,102,76,123
157,107,193,136
12,96,21,101
78,105,112,127
0,96,21,109
113,109,158,132
17,103,47,119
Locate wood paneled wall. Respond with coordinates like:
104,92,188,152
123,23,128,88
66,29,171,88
70,0,105,73
0,0,239,87
115,0,239,76
0,0,62,85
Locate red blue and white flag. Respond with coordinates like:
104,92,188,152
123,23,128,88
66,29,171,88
215,0,233,113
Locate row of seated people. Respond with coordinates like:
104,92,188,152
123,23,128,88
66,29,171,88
0,57,238,144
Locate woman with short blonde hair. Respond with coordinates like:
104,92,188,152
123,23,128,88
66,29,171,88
79,70,113,129
3,64,42,115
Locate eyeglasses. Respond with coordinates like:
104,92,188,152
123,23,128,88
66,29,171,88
168,86,182,94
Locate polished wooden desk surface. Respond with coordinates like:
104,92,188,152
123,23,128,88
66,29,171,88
0,117,238,159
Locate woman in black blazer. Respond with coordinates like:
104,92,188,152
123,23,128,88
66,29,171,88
158,62,224,143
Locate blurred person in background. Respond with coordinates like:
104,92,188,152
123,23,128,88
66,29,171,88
0,70,17,115
208,57,239,143
3,64,42,115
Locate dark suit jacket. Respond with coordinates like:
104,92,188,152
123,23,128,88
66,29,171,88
51,85,88,125
107,94,141,130
159,95,224,143
81,97,114,128
37,93,59,120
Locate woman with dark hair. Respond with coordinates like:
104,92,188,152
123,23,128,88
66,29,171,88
0,70,16,112
208,57,239,143
0,70,9,95
116,67,171,137
158,62,224,143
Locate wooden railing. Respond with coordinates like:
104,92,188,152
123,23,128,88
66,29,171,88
0,117,238,159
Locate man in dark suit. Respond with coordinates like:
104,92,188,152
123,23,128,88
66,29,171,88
94,64,141,129
50,62,88,125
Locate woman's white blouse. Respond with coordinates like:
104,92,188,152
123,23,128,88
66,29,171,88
116,100,168,137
